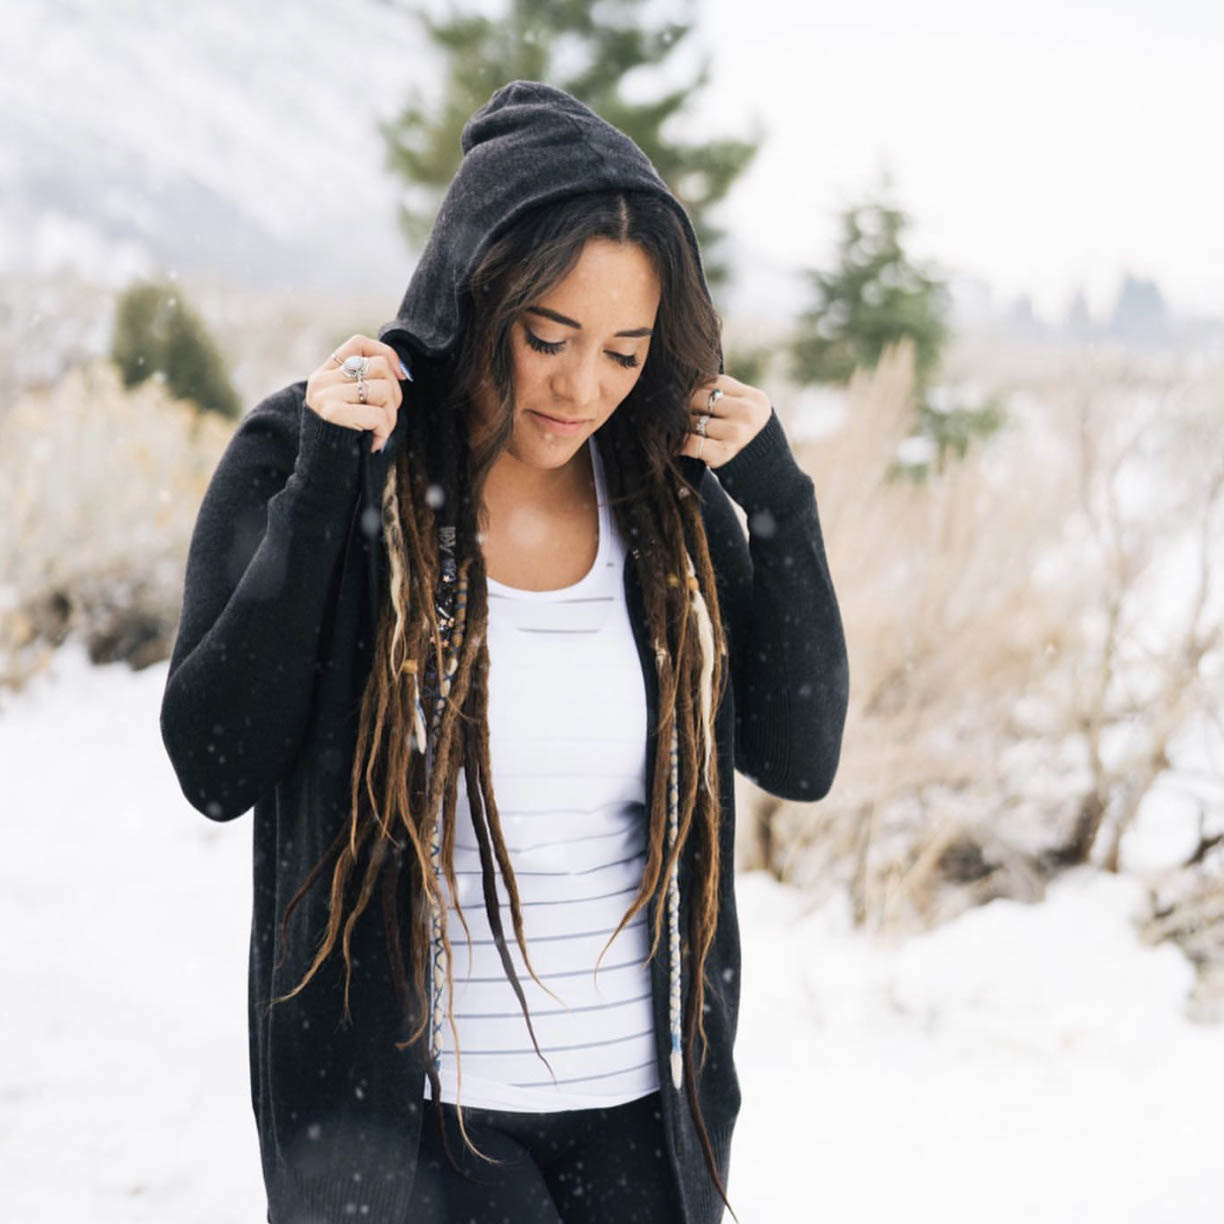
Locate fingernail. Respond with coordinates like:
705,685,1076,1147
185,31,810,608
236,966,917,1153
399,360,413,382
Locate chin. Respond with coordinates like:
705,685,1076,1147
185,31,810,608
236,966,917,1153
511,412,591,466
509,439,584,470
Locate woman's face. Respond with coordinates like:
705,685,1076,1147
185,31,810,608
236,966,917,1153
473,236,661,472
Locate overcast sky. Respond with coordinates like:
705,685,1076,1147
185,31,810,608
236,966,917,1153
7,0,1218,330
688,0,1221,323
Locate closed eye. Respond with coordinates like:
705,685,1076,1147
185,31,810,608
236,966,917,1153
523,328,639,369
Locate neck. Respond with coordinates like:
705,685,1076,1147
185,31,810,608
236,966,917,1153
484,436,594,508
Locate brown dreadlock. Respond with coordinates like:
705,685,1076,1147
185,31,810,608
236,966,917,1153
267,189,740,1221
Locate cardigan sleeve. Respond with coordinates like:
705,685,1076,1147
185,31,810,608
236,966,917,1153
159,383,366,822
698,406,849,801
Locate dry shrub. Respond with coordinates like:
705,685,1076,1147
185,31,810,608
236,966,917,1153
740,337,1224,954
0,358,232,698
747,336,1084,929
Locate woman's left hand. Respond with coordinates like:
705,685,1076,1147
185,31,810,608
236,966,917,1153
674,373,773,470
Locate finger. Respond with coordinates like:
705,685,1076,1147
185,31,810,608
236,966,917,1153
314,339,407,450
322,349,390,382
349,336,412,386
336,333,384,358
698,371,747,392
690,383,740,416
379,340,413,383
357,378,397,453
312,398,389,438
324,334,370,372
685,408,733,441
369,353,406,408
322,354,404,414
334,380,395,454
320,375,393,423
675,430,724,466
333,334,413,384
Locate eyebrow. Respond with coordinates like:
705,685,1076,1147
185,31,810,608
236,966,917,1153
525,305,653,338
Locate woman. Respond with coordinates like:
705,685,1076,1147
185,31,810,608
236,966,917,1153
160,80,849,1224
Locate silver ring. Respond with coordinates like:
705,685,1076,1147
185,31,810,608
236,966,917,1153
695,412,710,437
696,434,704,459
707,387,724,411
357,378,368,405
340,355,370,381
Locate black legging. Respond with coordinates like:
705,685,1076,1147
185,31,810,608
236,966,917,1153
407,1088,681,1222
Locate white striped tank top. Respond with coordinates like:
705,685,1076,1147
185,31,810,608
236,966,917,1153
423,433,660,1113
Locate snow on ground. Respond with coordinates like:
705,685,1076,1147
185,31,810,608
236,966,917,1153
1,638,1220,1222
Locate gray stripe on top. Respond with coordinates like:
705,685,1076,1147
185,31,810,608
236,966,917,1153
454,958,645,983
454,991,653,1020
438,918,646,947
511,1059,656,1088
453,1028,654,1056
450,851,644,876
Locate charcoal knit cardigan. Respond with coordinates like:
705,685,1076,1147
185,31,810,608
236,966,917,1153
160,80,850,1224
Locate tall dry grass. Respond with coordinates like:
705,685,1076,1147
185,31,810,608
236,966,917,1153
738,337,1224,1016
0,358,232,701
4,338,1222,1015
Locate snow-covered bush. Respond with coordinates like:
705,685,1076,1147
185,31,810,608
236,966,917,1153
743,338,1224,982
0,358,232,691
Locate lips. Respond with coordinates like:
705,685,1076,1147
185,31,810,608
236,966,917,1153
534,411,588,424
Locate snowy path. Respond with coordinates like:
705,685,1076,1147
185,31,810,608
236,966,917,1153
1,640,1219,1222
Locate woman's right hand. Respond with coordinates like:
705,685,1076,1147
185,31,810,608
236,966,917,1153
304,335,411,455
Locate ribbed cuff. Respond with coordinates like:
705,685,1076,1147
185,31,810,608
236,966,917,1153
290,395,366,508
711,405,813,518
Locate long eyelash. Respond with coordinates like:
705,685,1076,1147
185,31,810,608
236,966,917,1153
523,330,563,355
523,328,639,368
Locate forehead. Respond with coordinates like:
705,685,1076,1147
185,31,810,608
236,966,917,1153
539,239,661,319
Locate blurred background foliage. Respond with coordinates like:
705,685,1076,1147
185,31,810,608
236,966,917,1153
111,280,241,421
1,0,1221,1015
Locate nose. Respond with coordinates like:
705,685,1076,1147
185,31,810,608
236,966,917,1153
551,348,601,415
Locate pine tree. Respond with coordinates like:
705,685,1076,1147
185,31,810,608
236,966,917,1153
789,178,950,388
375,0,759,289
110,280,241,420
789,174,1006,476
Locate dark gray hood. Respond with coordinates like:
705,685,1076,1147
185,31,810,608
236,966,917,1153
377,78,721,368
359,79,720,642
